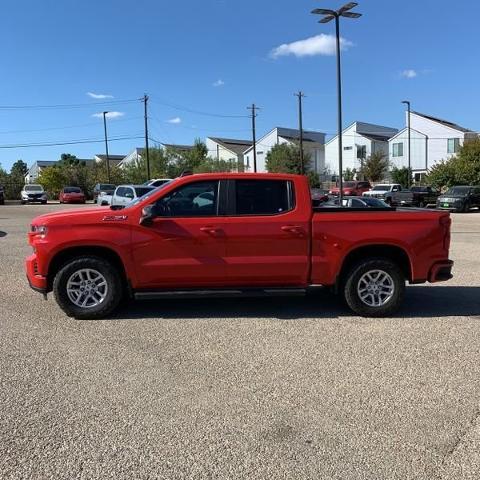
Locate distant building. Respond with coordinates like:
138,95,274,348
118,144,195,169
25,158,96,183
25,161,57,183
205,137,253,171
94,154,126,167
242,127,325,175
389,111,478,181
325,121,398,176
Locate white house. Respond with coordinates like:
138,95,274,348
24,161,57,183
325,121,398,176
118,144,194,169
94,154,126,167
389,111,478,181
243,127,325,175
205,137,252,171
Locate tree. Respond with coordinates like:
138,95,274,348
10,160,28,178
391,166,413,188
361,152,389,182
38,166,68,198
265,143,311,174
426,138,480,189
343,167,356,181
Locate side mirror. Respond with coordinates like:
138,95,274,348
139,204,163,226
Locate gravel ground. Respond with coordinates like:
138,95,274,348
1,204,480,479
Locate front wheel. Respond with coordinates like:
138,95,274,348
53,256,123,319
343,258,405,317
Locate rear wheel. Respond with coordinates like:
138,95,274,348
53,256,123,319
343,258,405,317
462,201,470,213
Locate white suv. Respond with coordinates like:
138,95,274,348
21,184,47,204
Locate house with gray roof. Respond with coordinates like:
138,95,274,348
205,137,253,171
325,121,398,176
242,127,325,175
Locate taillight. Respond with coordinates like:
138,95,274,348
439,215,451,250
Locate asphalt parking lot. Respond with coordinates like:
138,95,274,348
1,203,480,479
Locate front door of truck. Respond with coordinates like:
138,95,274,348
222,179,310,286
131,180,227,288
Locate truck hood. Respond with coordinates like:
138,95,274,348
364,190,389,195
31,206,111,226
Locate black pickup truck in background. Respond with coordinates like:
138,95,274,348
389,186,440,208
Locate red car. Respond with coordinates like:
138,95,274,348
329,180,372,196
26,173,453,319
59,187,86,204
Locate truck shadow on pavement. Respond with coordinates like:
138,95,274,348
112,286,480,320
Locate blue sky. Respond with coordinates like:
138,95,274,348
1,0,479,170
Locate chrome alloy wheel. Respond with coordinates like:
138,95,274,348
357,269,395,307
66,268,108,308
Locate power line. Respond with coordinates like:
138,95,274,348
0,99,141,111
149,95,248,118
0,134,143,149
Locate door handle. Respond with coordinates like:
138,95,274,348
281,225,304,235
200,226,221,235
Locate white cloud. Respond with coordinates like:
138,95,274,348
92,111,124,119
166,117,181,124
401,69,418,79
270,34,353,59
87,92,114,99
212,79,225,87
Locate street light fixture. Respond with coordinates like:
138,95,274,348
102,111,111,183
401,100,411,188
312,2,362,205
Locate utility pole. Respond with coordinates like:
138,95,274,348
247,103,259,172
102,111,111,183
294,91,305,174
143,94,151,181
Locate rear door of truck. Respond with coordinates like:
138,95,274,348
222,177,311,286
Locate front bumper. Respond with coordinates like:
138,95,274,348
25,253,48,293
428,260,454,283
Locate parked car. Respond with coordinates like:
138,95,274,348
329,181,372,197
363,184,403,204
59,187,86,204
0,184,4,205
320,196,390,208
144,178,173,188
26,173,453,320
93,183,116,203
21,184,47,204
389,186,440,208
310,188,329,207
436,186,480,213
110,185,156,207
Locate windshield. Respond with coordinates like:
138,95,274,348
25,185,43,192
362,197,388,207
445,186,471,195
343,182,356,188
134,186,155,197
127,180,174,208
100,184,115,190
372,185,390,191
64,187,81,193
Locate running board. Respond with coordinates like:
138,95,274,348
134,287,307,300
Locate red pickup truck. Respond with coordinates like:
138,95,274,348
26,173,453,319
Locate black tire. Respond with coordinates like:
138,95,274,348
21,201,26,205
343,258,405,317
418,200,425,208
53,256,123,319
462,201,470,213
42,201,47,205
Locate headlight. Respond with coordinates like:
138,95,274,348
22,193,29,198
30,225,48,237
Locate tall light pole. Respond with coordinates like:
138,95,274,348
102,111,111,183
401,100,411,187
247,104,259,172
312,2,361,205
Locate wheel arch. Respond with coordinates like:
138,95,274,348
337,244,412,291
46,246,127,292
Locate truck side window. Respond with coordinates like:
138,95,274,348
155,181,219,217
234,180,293,215
116,187,127,197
